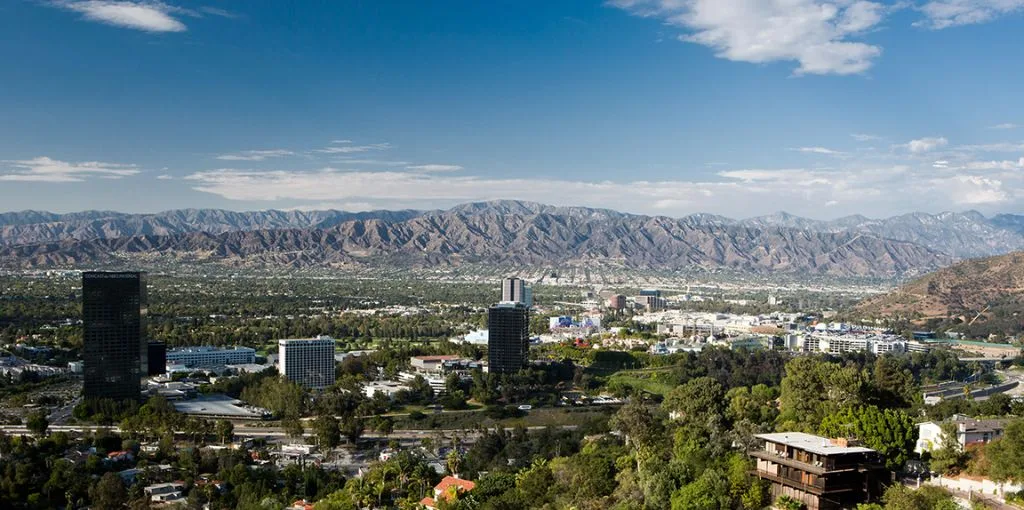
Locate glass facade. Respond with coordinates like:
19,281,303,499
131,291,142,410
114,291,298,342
487,302,529,374
82,272,147,402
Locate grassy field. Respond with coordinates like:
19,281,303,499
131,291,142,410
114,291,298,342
605,372,676,396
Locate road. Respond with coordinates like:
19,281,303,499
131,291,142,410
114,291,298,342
0,423,578,440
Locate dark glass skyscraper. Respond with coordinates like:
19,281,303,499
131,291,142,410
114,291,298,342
487,302,529,374
82,272,147,401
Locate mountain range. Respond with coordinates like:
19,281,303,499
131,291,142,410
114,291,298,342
1,200,1021,277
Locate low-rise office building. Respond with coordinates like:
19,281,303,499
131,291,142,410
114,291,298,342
166,346,256,368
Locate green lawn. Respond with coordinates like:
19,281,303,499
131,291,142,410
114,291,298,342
605,372,675,396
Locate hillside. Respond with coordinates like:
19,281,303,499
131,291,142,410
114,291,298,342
0,201,951,277
856,251,1024,319
1,202,1022,260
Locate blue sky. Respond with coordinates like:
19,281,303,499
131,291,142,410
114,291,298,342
1,0,1023,219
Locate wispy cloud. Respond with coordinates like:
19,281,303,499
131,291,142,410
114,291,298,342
902,136,949,153
406,164,464,172
791,147,848,156
915,0,1024,29
990,123,1020,130
608,0,887,75
0,156,140,182
956,142,1024,152
47,1,235,32
50,1,189,32
316,142,392,154
156,174,174,180
334,159,411,166
215,149,295,162
851,133,881,142
198,6,237,19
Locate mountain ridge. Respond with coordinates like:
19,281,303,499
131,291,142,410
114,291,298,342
0,202,954,277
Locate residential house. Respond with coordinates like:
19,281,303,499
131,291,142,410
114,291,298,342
749,432,887,510
420,476,476,509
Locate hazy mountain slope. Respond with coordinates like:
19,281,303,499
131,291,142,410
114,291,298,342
0,205,951,277
0,208,420,246
2,202,1018,260
856,251,1024,318
742,210,1024,258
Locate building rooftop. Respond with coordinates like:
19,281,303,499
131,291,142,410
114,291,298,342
168,346,255,353
436,475,475,493
756,432,877,456
412,355,461,362
953,416,1009,434
278,336,335,345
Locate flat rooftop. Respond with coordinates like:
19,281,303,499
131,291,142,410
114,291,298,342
173,394,267,420
756,432,876,456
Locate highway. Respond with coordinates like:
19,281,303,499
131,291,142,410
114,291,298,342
0,423,578,441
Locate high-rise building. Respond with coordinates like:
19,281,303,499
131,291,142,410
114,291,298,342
487,302,530,374
501,277,533,307
147,342,166,376
501,277,524,303
278,336,336,389
82,272,147,401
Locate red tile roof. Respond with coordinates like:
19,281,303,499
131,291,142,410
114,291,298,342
435,476,476,496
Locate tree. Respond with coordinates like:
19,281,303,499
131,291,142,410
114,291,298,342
779,357,866,432
339,415,364,444
283,417,305,439
26,410,49,437
610,399,664,470
870,356,917,408
663,376,725,428
314,415,341,449
370,416,394,438
928,422,966,475
215,419,234,444
987,419,1024,482
819,405,915,470
90,472,128,510
670,468,730,510
880,484,958,510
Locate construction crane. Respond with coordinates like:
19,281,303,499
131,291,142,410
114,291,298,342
967,305,990,326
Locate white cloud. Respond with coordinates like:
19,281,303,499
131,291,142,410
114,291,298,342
51,1,189,32
956,142,1024,152
0,156,140,182
215,149,295,162
903,136,948,153
333,159,411,166
156,174,174,180
989,123,1020,130
181,156,1024,218
316,143,392,154
792,146,848,156
609,0,886,75
851,133,881,141
331,139,354,144
406,164,464,172
916,0,1024,29
930,175,1008,204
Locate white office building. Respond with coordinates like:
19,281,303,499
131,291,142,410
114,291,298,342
166,346,256,367
278,336,335,390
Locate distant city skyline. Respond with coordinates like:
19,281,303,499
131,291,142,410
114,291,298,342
2,1,1023,219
